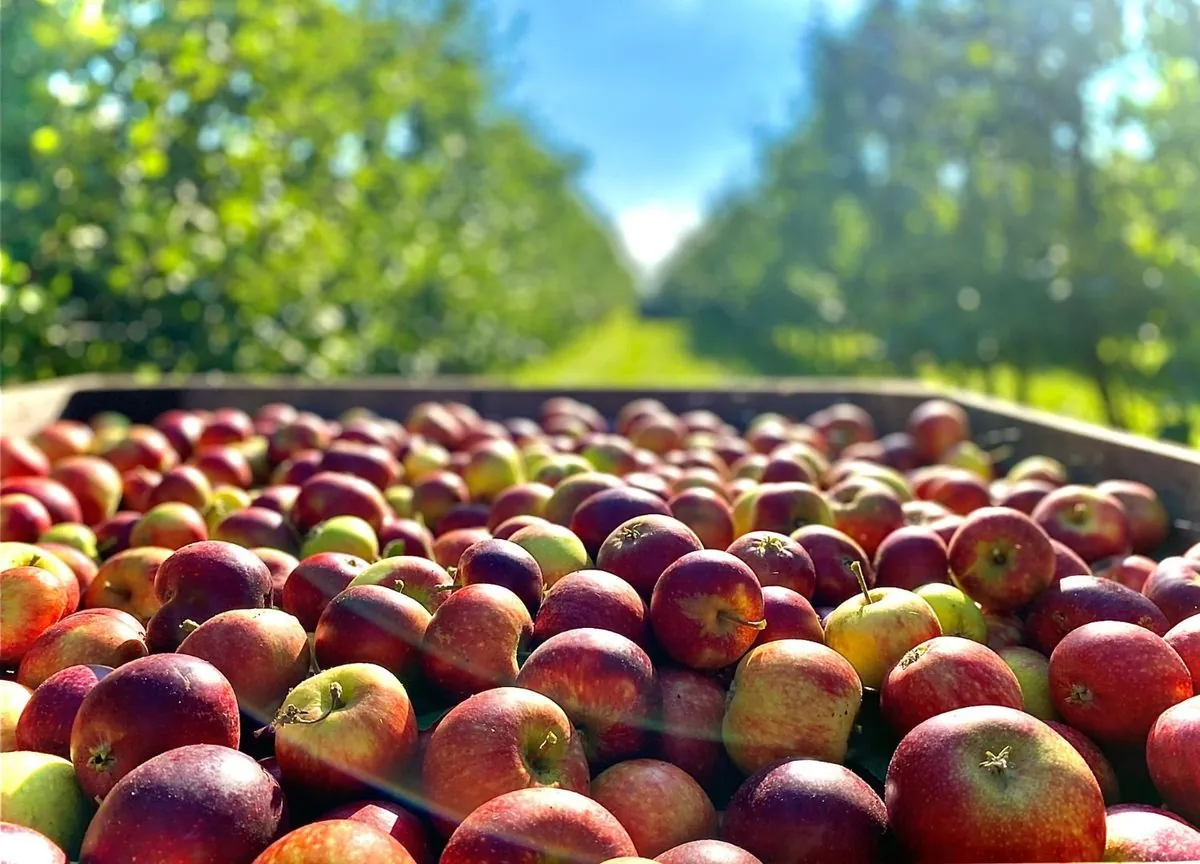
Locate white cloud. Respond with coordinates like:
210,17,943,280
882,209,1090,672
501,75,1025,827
616,201,702,274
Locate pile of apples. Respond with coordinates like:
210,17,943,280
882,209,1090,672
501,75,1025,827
1,396,1199,863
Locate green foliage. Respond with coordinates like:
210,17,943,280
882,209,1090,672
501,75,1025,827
658,0,1200,437
1,0,635,382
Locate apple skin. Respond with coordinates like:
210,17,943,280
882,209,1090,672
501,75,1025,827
824,585,942,690
0,750,95,858
996,479,1056,515
457,538,545,616
83,546,171,624
1050,538,1092,582
49,456,123,527
1096,479,1169,554
255,548,299,606
535,569,648,647
319,441,401,491
145,463,212,512
543,472,625,527
571,488,673,559
319,800,432,864
1164,616,1200,686
421,687,590,835
33,420,95,464
827,477,905,558
253,821,416,864
517,627,656,768
214,507,300,555
250,484,301,518
723,759,887,864
39,542,96,605
722,639,862,775
0,823,66,864
268,414,332,465
591,759,716,858
872,525,948,590
292,471,389,535
1025,575,1170,654
0,436,50,479
17,608,147,689
178,608,311,724
315,585,431,683
99,425,176,474
439,787,637,864
1,565,71,666
94,511,140,559
732,482,833,538
1045,721,1121,805
378,517,436,560
946,506,1055,612
885,706,1106,863
650,550,766,670
70,653,240,800
595,514,703,598
422,583,533,698
487,482,554,532
463,438,525,503
147,540,273,651
1,679,32,751
908,399,969,464
153,410,205,461
272,663,418,800
432,527,492,569
411,471,469,533
726,531,816,599
1,477,83,524
129,501,209,550
14,664,110,758
273,449,323,487
0,492,53,543
1032,484,1131,563
654,667,728,787
1141,556,1200,626
998,646,1059,722
1146,695,1200,825
880,636,1023,735
921,467,992,516
755,586,823,646
656,840,763,863
1103,805,1200,862
280,552,370,631
198,410,254,449
790,525,874,606
1048,621,1193,744
79,743,287,864
493,514,548,540
668,488,735,550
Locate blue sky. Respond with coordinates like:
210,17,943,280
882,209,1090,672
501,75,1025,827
489,0,851,272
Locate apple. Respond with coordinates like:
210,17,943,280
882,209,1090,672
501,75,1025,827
1103,805,1200,862
153,410,205,461
0,823,66,864
1,565,71,665
1048,621,1192,744
570,488,673,558
1025,575,1169,654
912,583,987,642
268,413,332,464
14,665,110,758
654,667,727,787
33,420,94,464
1,679,32,751
759,451,819,485
493,514,549,539
292,472,389,535
997,646,1059,722
48,456,123,527
0,492,53,542
281,552,370,631
251,484,301,518
590,759,715,857
1006,454,1068,486
595,514,702,598
723,759,887,864
730,453,767,481
146,540,273,651
38,522,98,559
378,517,436,560
301,514,379,561
119,466,160,512
755,586,823,646
1146,695,1200,826
1142,556,1200,626
1050,538,1092,582
98,425,176,474
1164,616,1200,685
129,501,209,550
486,482,553,532
1,477,82,524
421,687,590,834
319,800,432,864
650,550,765,670
880,636,1023,734
198,410,254,448
145,463,212,513
807,403,875,456
412,470,469,533
997,478,1058,516
725,531,816,598
18,608,147,689
423,583,532,698
872,525,948,591
271,662,417,798
722,639,862,774
1032,485,1131,563
827,477,905,558
0,751,93,858
439,787,636,863
1096,479,1169,554
908,399,969,464
628,414,685,456
885,705,1105,862
70,653,240,799
535,569,648,646
319,441,401,491
461,438,524,503
655,840,763,863
790,525,874,606
315,585,431,683
214,506,301,554
255,548,299,605
253,821,416,864
580,435,639,477
1046,721,1121,805
667,488,735,550
984,612,1025,651
83,546,172,623
79,743,287,864
823,563,942,689
508,523,590,588
920,467,991,516
432,526,492,569
946,507,1055,612
38,542,94,605
543,472,624,526
273,449,323,487
178,608,310,723
0,436,50,479
731,482,832,538
456,538,545,615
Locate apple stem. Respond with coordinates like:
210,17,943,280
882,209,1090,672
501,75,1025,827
851,561,874,604
389,579,406,593
538,730,559,752
718,610,768,631
257,681,345,738
179,619,200,637
979,745,1011,773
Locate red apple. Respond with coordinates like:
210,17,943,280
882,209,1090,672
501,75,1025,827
1164,616,1200,685
119,467,160,513
319,800,432,864
268,414,332,465
412,471,469,533
929,513,966,545
790,525,874,606
153,409,204,461
439,787,636,863
628,414,685,456
724,759,886,864
0,437,50,479
517,627,656,767
421,687,590,834
534,569,647,646
292,472,389,535
17,608,147,689
1046,721,1121,805
315,585,431,683
213,506,300,554
378,517,435,560
422,583,532,698
908,399,969,464
15,664,110,758
731,482,832,537
456,538,544,616
145,463,212,512
70,653,240,799
591,759,715,857
656,840,763,863
432,527,492,569
129,501,209,550
79,743,287,863
319,441,400,491
808,403,875,456
1092,553,1156,592
49,456,123,527
254,820,416,864
654,667,727,787
827,477,905,558
39,541,96,604
487,483,554,532
726,531,816,598
755,586,823,646
667,488,735,550
1048,621,1192,744
99,425,176,474
255,548,299,606
0,822,67,864
1146,695,1200,825
871,525,948,590
1096,479,1169,554
250,484,301,518
1051,538,1092,582
570,488,672,558
198,410,254,449
996,478,1056,515
595,514,702,597
759,452,818,485
273,449,322,487
33,420,95,465
493,514,549,539
917,467,990,515
1142,556,1200,626
0,492,53,542
1032,485,1131,563
1103,804,1200,862
1,476,82,524
946,507,1054,612
280,551,371,631
543,472,624,526
1025,575,1169,654
83,546,171,623
1,565,70,665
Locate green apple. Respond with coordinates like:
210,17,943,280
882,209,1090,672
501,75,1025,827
914,583,987,643
0,751,94,857
302,515,379,561
38,523,98,560
508,523,590,588
384,485,414,518
0,542,76,588
998,646,1060,722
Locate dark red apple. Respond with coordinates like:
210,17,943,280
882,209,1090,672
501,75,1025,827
15,663,110,758
654,667,727,788
280,552,370,631
314,585,431,682
1051,538,1092,582
318,441,400,491
98,425,176,474
0,492,52,543
668,487,735,550
0,436,50,479
378,517,435,560
946,507,1055,612
1096,479,1169,554
319,800,432,864
0,476,82,524
827,477,905,558
871,525,948,590
570,487,673,558
731,482,832,538
432,527,491,569
292,471,389,535
726,531,817,599
908,399,970,464
411,470,469,533
1142,556,1200,626
145,464,211,512
250,484,301,518
1046,721,1121,805
1032,485,1131,563
254,548,299,606
153,409,204,461
1025,575,1170,654
1164,616,1200,685
1092,553,1156,592
595,514,703,597
534,569,647,646
920,468,991,516
198,410,254,448
1146,695,1200,826
119,467,160,512
456,538,544,615
790,525,874,606
755,586,823,646
272,448,323,487
213,506,299,553
808,402,875,456
422,583,532,698
997,478,1056,515
268,414,331,465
